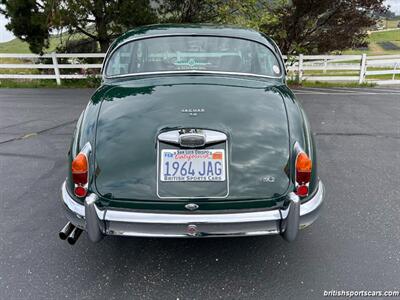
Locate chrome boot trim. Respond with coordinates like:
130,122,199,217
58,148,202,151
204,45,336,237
158,129,227,145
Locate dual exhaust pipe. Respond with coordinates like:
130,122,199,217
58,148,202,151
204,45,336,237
59,222,83,245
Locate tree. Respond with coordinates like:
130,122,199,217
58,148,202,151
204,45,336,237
156,0,265,24
0,0,157,53
258,0,388,54
156,0,218,23
0,1,51,53
158,0,388,54
1,0,389,55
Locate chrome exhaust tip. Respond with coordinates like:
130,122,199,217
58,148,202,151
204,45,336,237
67,227,83,245
59,222,75,240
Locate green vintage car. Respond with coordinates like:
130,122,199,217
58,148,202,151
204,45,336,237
60,24,324,245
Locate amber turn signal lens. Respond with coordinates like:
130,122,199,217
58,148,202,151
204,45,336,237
72,153,88,186
296,152,312,186
72,153,88,173
296,152,312,172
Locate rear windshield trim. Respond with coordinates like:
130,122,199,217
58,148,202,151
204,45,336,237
103,33,284,80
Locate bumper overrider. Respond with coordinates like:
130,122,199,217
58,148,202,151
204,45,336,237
61,180,324,243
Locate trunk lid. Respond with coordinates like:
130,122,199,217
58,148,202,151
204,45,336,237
94,76,290,201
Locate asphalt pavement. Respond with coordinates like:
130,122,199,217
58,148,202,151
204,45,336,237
0,86,399,299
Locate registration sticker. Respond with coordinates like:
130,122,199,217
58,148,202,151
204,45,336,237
160,149,226,182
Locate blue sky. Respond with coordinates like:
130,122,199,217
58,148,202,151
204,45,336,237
1,0,400,43
0,12,13,42
387,0,400,15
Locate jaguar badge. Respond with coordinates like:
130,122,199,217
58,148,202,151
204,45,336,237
181,108,205,116
185,203,199,211
187,224,198,236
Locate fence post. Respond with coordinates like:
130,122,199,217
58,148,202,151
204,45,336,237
359,53,367,84
323,58,328,74
51,52,61,85
298,54,303,83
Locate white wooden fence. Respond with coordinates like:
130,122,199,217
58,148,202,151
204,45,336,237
0,53,104,85
284,54,400,85
0,52,400,85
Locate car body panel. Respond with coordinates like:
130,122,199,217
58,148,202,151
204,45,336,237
94,76,290,203
65,25,318,213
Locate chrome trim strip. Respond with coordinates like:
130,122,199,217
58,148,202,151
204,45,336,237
104,208,282,224
108,229,280,238
158,130,180,144
73,142,92,196
106,70,282,80
103,33,285,80
80,142,92,157
158,129,227,145
204,130,228,144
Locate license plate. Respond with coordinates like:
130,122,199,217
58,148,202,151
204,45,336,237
160,149,226,182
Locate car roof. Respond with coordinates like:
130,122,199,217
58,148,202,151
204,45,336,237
108,24,278,53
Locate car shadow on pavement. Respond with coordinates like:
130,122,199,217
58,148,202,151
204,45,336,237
62,232,317,297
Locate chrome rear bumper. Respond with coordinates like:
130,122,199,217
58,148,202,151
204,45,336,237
61,181,324,241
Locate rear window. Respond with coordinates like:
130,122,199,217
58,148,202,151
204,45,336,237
105,36,282,78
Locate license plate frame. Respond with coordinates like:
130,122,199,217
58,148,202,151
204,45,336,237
160,149,226,182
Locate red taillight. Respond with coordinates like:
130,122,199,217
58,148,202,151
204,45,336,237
296,185,309,197
295,152,312,196
74,186,87,197
72,153,88,197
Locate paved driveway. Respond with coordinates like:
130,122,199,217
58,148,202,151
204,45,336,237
0,87,399,299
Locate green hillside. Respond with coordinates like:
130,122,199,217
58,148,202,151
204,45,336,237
1,28,399,55
343,29,400,55
0,38,31,53
0,35,68,54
